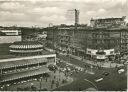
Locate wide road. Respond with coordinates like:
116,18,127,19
54,55,127,91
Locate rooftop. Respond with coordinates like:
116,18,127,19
1,66,49,82
91,16,126,21
0,43,55,60
0,57,47,69
13,41,42,45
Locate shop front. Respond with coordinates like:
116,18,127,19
86,48,115,61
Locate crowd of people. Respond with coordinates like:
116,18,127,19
0,63,73,91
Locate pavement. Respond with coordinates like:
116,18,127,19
82,59,124,68
58,54,124,68
55,53,127,91
4,69,73,91
45,48,126,68
55,56,127,91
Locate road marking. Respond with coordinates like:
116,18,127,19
84,79,98,90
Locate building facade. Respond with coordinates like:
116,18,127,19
0,28,21,44
21,28,47,43
120,29,128,54
46,26,128,61
9,41,44,56
90,16,126,28
0,52,56,90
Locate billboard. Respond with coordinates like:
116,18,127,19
86,48,115,56
96,55,106,59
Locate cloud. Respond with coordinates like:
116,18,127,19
40,15,66,24
0,0,127,27
31,7,65,16
0,11,29,21
0,2,25,10
98,9,106,13
86,8,106,16
86,11,96,15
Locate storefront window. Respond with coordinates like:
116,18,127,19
96,51,106,55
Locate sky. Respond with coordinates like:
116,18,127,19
0,0,127,27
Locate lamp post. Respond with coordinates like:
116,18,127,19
39,78,42,90
38,76,42,91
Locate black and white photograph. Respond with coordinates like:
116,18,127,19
0,0,127,91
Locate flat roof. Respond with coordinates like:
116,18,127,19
13,41,42,45
0,48,55,60
0,54,56,69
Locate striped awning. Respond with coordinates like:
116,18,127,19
10,49,43,53
1,67,49,82
9,44,43,49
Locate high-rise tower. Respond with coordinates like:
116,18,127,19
67,9,79,29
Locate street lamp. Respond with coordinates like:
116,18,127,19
39,78,42,90
37,77,42,91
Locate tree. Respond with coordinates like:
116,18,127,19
42,73,50,78
31,85,37,91
48,64,58,71
0,31,6,36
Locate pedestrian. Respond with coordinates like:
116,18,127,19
79,88,81,91
59,69,61,73
64,72,66,76
97,64,98,69
110,62,112,68
46,78,47,82
54,70,56,73
115,64,117,68
54,76,56,79
51,84,53,89
59,78,61,81
62,79,65,84
56,81,59,88
52,80,54,84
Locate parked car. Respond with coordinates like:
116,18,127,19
102,72,109,76
118,69,125,74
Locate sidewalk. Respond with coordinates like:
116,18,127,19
7,70,73,91
82,59,124,68
58,54,124,68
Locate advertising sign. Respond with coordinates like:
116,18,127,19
97,55,106,59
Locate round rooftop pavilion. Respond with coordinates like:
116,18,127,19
9,41,44,56
13,41,41,45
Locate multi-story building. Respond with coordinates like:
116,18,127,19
0,49,56,91
21,28,47,43
90,16,126,28
0,28,21,44
46,25,128,61
120,29,128,55
0,27,56,91
86,29,121,61
46,27,58,49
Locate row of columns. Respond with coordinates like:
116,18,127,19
0,62,45,75
10,52,42,56
0,72,46,85
0,57,56,75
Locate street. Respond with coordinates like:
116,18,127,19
54,55,127,91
